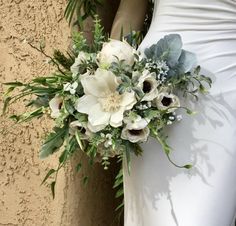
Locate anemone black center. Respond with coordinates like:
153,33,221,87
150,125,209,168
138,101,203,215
161,96,172,106
58,102,63,109
143,81,152,93
78,126,86,134
129,129,143,136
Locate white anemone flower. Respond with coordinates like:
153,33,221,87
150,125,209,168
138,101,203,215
63,81,78,95
70,51,89,78
75,69,137,132
49,95,63,118
154,92,180,112
97,39,135,68
121,115,150,143
69,120,91,137
137,70,159,101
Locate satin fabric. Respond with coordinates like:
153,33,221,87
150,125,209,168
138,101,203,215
124,1,236,225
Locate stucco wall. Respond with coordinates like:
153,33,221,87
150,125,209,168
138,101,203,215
0,1,121,225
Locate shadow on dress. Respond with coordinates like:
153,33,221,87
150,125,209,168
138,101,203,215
124,83,236,226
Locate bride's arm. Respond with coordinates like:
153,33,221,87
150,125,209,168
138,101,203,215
110,0,148,39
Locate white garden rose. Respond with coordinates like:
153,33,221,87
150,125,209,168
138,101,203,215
70,51,89,77
137,70,159,101
49,95,63,118
74,69,137,132
154,92,180,112
97,39,135,68
121,115,150,143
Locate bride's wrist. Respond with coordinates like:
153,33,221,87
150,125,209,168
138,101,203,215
110,0,148,39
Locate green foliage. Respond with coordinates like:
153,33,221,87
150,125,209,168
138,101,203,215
72,31,89,52
92,16,106,51
39,126,69,159
65,0,103,28
53,50,74,71
145,34,197,77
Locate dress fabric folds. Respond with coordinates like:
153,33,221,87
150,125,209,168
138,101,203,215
124,0,236,225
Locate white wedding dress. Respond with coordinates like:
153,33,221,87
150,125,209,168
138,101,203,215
124,0,236,225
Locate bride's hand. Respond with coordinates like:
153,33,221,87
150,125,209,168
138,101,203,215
110,0,148,39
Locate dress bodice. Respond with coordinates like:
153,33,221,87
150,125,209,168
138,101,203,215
140,0,236,95
151,0,236,31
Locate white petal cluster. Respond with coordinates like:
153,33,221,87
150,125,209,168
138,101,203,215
74,69,137,132
121,115,150,143
63,81,78,95
49,95,63,118
97,39,135,68
154,92,180,112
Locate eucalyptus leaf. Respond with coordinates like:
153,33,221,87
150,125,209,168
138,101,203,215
178,50,197,73
145,34,183,67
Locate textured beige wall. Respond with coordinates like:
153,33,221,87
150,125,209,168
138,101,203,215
0,0,121,226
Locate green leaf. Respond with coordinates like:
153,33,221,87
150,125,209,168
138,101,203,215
2,97,11,114
115,200,124,212
178,50,197,73
10,107,45,123
59,136,77,164
3,81,24,87
53,50,74,70
115,187,124,198
125,142,131,175
82,176,88,185
113,168,123,189
51,181,56,199
184,164,192,169
76,163,82,172
41,169,56,185
75,131,84,151
39,126,68,159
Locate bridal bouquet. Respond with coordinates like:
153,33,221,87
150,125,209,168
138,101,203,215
3,19,211,197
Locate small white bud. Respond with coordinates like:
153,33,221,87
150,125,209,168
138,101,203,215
167,120,173,125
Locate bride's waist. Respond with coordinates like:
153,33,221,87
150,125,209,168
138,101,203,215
153,1,236,32
149,17,236,33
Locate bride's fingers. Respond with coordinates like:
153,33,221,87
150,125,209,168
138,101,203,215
110,0,148,40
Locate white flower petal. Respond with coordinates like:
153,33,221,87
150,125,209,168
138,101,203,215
63,83,71,91
81,75,110,97
141,89,159,101
121,127,150,143
95,69,119,92
98,39,135,67
110,107,125,127
88,103,110,127
87,121,106,133
75,95,98,114
120,91,137,109
72,81,78,89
